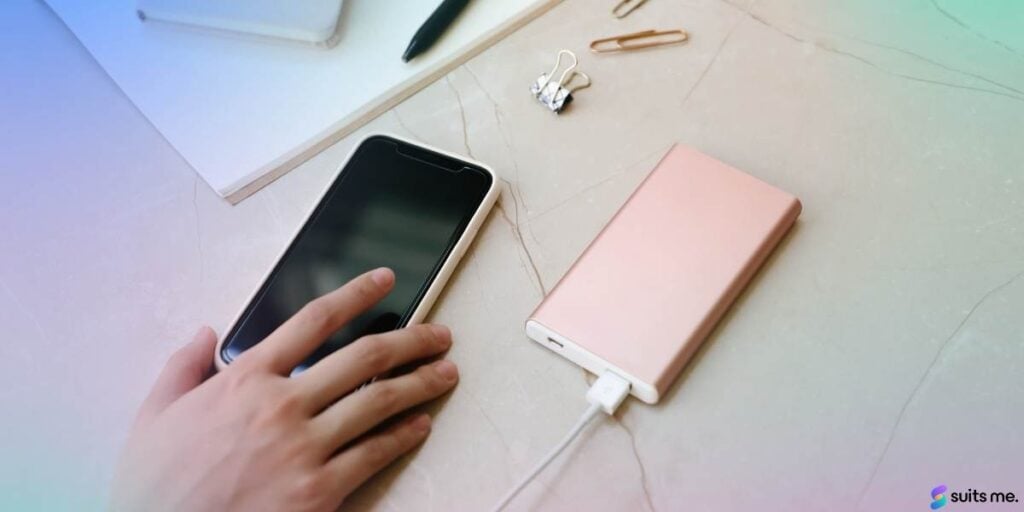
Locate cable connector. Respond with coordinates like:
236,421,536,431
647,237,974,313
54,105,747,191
586,370,631,414
492,370,632,511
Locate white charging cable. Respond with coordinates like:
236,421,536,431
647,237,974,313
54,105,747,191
492,371,632,511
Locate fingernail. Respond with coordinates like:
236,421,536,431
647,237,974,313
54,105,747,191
371,267,394,287
411,414,432,433
434,360,459,382
429,325,451,347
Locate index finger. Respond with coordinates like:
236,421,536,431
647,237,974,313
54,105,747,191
249,267,395,374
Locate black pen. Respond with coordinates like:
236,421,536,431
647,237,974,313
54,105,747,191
402,0,471,62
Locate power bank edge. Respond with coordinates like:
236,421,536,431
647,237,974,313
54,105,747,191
526,145,801,404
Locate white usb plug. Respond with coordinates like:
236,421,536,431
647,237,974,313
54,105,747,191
586,370,632,414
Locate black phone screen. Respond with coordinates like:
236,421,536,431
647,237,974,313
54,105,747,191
220,135,493,373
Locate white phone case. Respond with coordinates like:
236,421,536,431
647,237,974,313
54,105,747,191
214,133,500,370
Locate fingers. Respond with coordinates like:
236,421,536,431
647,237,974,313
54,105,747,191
296,324,452,411
250,268,394,374
326,414,432,497
136,327,217,426
311,359,458,451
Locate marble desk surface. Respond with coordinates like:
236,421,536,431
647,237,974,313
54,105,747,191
2,0,1022,510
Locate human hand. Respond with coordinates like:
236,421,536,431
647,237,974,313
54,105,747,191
110,268,458,512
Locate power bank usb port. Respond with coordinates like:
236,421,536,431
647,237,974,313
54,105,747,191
547,337,564,349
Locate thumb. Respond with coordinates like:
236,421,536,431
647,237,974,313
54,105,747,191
136,326,217,426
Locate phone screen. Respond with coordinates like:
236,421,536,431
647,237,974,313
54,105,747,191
220,136,493,373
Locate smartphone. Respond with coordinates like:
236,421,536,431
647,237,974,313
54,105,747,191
526,145,800,403
216,134,499,372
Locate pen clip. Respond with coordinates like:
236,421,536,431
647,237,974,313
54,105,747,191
590,29,689,53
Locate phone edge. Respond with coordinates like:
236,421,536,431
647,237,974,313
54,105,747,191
213,132,500,371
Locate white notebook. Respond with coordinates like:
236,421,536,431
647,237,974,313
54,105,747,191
45,0,558,202
136,0,348,48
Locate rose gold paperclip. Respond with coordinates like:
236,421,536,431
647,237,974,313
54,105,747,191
590,29,689,54
612,0,649,18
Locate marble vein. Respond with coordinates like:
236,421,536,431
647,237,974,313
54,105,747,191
462,387,513,459
809,40,1024,104
617,418,657,512
390,109,426,142
441,68,547,296
791,21,1024,97
855,269,1024,505
527,145,667,222
495,181,548,296
680,0,759,108
735,6,1024,104
445,75,475,160
463,64,539,250
929,0,1024,61
464,64,504,129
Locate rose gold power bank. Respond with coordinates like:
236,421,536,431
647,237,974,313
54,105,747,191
526,145,801,403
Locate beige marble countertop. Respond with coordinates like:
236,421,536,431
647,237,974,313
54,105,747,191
2,0,1022,510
